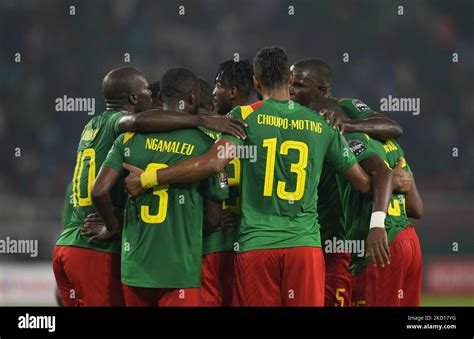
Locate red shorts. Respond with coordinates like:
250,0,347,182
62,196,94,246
52,245,124,307
352,226,422,306
324,252,352,307
122,285,200,307
231,246,325,306
200,251,234,307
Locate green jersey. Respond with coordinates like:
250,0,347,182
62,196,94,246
61,182,74,226
223,99,357,252
103,129,229,288
56,110,127,253
337,132,414,276
198,127,239,256
319,98,376,243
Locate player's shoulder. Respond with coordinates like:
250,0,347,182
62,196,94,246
83,110,122,133
343,132,374,157
115,131,135,145
198,126,221,141
344,132,373,147
231,100,265,120
173,128,214,149
334,97,375,117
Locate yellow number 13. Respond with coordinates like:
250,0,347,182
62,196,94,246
262,138,308,201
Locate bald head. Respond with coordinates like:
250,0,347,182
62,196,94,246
292,59,332,86
289,59,333,106
101,67,151,113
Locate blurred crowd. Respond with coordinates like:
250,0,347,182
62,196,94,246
0,0,472,259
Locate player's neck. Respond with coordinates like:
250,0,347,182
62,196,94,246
235,94,259,106
261,86,290,101
163,99,187,114
106,102,135,114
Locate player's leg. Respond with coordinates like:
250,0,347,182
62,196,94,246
232,249,281,306
73,248,123,306
281,246,325,306
102,251,125,306
400,226,422,306
200,252,223,307
52,246,78,307
221,251,235,306
324,252,352,307
122,284,160,307
158,288,201,306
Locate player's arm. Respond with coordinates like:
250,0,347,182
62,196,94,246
330,162,393,267
404,164,423,219
358,156,394,267
81,136,126,241
84,166,122,241
321,98,402,140
124,138,234,198
342,113,403,141
329,132,393,267
203,199,225,234
203,200,239,234
118,109,247,139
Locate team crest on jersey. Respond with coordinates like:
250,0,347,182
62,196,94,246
348,139,367,156
352,99,370,112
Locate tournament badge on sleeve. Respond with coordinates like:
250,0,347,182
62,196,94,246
218,170,229,189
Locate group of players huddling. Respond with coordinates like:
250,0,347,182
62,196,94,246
53,46,423,307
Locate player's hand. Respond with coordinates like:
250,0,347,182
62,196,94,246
81,222,120,243
392,157,412,193
123,163,146,199
83,209,124,229
365,227,391,267
201,115,248,140
221,210,240,228
319,109,345,133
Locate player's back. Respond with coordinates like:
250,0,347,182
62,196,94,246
104,128,228,288
56,109,126,253
225,99,356,252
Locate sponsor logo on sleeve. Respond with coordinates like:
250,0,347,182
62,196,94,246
352,99,370,112
348,139,367,156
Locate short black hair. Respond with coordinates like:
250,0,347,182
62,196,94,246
148,80,160,101
253,46,289,89
199,78,213,108
293,59,332,86
215,59,255,96
160,67,199,100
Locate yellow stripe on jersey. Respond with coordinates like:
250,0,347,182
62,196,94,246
123,132,135,144
241,105,255,120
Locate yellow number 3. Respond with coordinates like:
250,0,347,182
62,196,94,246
140,163,169,224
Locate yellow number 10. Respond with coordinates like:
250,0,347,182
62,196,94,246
262,138,308,201
140,163,169,224
72,148,96,207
